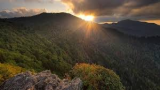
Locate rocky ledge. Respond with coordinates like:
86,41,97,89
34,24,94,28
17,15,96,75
0,70,82,90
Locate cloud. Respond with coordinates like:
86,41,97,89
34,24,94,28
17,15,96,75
62,0,160,20
62,0,125,15
0,7,46,18
128,2,160,19
24,0,56,3
0,0,56,3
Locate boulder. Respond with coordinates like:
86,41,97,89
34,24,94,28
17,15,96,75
0,70,82,90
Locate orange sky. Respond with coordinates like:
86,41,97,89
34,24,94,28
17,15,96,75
100,20,160,25
141,20,160,25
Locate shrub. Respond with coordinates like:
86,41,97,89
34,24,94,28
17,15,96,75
70,63,125,90
0,63,25,85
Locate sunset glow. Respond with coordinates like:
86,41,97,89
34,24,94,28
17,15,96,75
78,15,94,22
141,20,160,25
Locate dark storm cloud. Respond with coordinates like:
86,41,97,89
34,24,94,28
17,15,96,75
0,7,46,18
129,2,160,18
62,0,126,15
125,0,159,7
62,0,160,20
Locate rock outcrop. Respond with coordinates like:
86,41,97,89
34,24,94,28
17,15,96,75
0,70,82,90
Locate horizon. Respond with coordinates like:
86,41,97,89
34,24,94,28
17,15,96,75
1,12,160,26
0,0,160,25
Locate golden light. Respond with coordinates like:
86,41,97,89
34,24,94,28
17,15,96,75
78,14,94,22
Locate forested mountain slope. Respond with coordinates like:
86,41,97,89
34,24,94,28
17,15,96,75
0,13,160,90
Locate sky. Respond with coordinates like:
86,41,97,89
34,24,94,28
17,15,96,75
0,0,160,25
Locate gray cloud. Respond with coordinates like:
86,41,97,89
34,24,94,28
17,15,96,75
62,0,160,20
24,0,56,3
129,2,160,18
62,0,125,15
0,7,46,18
0,0,55,3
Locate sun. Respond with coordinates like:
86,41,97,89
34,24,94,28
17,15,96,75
78,14,94,22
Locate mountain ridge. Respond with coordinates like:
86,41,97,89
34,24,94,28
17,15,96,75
103,19,160,37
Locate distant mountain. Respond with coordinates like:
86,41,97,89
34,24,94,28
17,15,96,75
8,13,82,25
104,19,160,37
0,13,160,90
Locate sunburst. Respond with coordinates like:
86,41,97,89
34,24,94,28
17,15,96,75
78,14,94,22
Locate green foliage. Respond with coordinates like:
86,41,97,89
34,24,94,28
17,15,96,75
71,63,125,90
0,21,72,76
0,63,25,84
